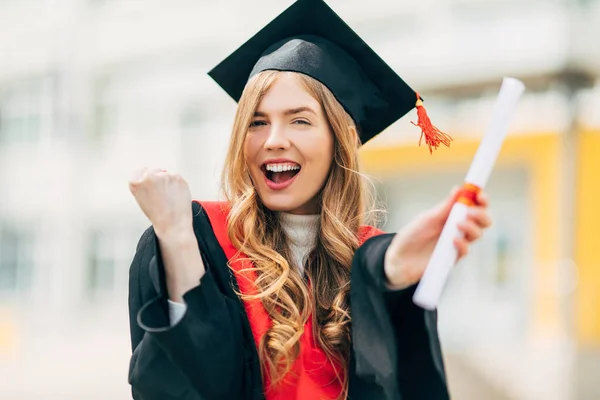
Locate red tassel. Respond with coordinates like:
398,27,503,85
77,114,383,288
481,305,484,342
411,93,452,154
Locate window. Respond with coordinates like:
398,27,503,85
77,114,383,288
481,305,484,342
0,78,49,144
91,76,118,140
86,230,116,298
0,224,35,300
85,225,141,303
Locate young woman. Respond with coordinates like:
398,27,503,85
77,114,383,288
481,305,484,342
127,1,492,399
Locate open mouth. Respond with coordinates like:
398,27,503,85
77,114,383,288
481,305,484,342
262,162,301,185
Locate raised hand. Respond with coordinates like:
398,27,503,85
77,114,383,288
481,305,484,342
129,168,203,302
384,187,492,289
129,168,193,240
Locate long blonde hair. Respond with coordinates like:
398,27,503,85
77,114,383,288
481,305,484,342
221,70,378,397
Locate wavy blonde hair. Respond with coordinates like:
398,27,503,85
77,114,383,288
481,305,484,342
221,70,379,398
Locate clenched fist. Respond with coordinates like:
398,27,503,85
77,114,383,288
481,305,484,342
129,168,193,239
129,168,205,302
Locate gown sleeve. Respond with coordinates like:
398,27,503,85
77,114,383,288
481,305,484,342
168,299,187,326
348,234,450,400
127,209,246,400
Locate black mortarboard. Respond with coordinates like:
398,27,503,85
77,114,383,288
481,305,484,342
208,0,451,150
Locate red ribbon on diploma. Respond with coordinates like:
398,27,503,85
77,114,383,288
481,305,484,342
456,183,481,207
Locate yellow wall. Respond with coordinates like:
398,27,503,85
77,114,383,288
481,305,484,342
360,134,563,339
575,130,600,345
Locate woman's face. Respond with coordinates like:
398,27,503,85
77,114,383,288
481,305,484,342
244,73,335,215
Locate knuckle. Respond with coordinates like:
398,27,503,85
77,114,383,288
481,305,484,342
149,170,165,180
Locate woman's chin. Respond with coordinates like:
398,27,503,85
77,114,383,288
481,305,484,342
260,193,318,215
262,198,302,213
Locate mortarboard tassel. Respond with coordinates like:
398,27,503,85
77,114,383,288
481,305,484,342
411,93,453,154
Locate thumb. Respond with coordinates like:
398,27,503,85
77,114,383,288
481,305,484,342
432,185,461,220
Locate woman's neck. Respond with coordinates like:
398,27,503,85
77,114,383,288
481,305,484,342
279,212,319,274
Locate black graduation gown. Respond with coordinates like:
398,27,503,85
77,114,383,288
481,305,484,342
127,202,449,400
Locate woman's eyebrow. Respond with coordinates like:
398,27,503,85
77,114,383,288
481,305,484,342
253,107,316,117
283,107,316,116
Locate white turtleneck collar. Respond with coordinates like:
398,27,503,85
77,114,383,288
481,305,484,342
279,212,320,275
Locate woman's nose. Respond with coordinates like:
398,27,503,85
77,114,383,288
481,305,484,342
264,124,291,151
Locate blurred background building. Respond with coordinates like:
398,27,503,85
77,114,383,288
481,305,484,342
0,0,599,399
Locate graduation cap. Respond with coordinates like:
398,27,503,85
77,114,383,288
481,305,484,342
209,0,451,151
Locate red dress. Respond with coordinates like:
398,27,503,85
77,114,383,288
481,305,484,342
199,201,384,400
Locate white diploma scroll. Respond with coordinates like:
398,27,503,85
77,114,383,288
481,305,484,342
412,77,526,310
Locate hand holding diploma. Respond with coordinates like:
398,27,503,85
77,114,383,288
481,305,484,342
383,78,524,308
383,186,492,291
412,77,526,310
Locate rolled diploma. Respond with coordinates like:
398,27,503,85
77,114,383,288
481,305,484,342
412,77,526,310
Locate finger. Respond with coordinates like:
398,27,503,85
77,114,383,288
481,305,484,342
130,167,169,192
476,191,489,207
129,180,138,195
457,220,482,242
148,167,168,176
450,185,461,199
432,185,461,220
453,237,469,261
143,168,171,183
173,173,187,183
129,167,149,195
467,208,493,229
130,167,149,184
136,167,166,183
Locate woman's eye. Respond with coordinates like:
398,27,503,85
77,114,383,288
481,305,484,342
292,119,311,125
249,120,267,128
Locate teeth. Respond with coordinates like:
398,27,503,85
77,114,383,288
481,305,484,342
265,163,300,172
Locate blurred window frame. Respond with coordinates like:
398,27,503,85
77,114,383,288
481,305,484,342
0,75,55,145
0,223,36,302
84,223,143,305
